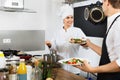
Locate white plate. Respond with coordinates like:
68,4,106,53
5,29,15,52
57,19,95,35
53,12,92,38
69,38,86,45
58,57,84,65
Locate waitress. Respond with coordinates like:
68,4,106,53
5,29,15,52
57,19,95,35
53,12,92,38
75,0,120,80
46,4,86,74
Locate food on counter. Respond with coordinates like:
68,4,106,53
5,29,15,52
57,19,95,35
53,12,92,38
70,38,86,44
63,58,83,65
46,77,53,80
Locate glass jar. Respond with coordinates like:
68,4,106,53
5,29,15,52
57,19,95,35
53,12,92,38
0,68,9,80
8,61,17,80
32,61,42,80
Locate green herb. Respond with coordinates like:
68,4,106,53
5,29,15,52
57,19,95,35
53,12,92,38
76,59,83,63
63,61,68,63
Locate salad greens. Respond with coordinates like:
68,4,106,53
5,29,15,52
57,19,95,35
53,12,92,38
63,58,83,64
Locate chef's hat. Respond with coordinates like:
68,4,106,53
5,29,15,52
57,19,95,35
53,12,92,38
59,4,73,20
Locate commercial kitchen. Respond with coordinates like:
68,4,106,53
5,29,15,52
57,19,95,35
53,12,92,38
1,0,120,80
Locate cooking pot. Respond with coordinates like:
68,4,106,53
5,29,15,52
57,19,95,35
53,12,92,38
84,1,106,23
43,54,52,63
43,50,59,64
50,50,58,63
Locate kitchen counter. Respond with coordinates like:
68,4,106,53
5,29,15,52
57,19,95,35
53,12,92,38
52,68,86,80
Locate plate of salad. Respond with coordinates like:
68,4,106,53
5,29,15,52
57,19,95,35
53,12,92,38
58,58,84,65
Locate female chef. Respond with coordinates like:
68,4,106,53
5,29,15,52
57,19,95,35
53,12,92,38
46,4,86,74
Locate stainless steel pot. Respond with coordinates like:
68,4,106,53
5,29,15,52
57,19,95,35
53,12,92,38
43,54,52,63
50,50,58,63
43,50,58,64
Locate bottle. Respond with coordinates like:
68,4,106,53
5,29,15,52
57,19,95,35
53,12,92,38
0,51,6,69
9,61,17,80
26,65,32,80
32,60,42,80
42,61,53,80
17,59,27,80
42,61,47,80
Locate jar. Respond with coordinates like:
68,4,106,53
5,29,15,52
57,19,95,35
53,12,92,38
0,68,9,80
8,61,17,80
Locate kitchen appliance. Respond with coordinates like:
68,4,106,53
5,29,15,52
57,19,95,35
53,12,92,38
1,49,20,58
1,49,32,65
5,56,20,66
84,1,106,23
0,30,45,51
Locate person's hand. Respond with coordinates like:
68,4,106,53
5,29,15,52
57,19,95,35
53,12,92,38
80,39,91,47
74,60,94,73
45,41,52,48
69,38,75,43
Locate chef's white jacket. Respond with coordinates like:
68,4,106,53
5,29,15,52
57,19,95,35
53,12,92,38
50,26,86,74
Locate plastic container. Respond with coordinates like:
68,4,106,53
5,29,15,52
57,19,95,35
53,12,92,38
0,51,6,69
26,65,32,80
17,59,27,80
